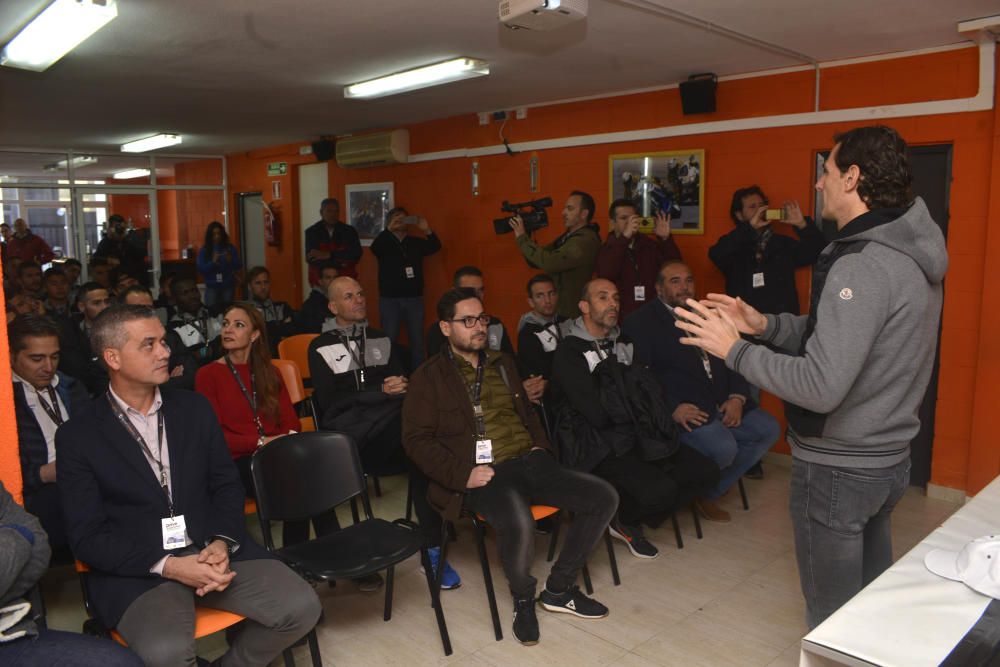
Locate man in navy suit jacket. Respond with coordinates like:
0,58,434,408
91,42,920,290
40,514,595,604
623,261,779,523
58,304,321,667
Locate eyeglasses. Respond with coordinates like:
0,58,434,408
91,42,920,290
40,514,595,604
449,314,490,328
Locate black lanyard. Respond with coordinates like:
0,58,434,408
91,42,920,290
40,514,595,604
591,339,615,361
626,242,641,278
106,394,172,516
448,347,487,440
36,386,64,426
669,308,714,381
547,319,563,342
338,326,367,389
224,356,265,437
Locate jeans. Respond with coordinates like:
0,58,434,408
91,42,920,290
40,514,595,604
464,450,618,599
679,408,780,499
591,445,719,527
203,285,234,310
379,296,425,371
789,457,911,629
0,628,143,666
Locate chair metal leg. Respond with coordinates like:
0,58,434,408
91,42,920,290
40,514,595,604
690,504,703,539
306,628,323,666
581,562,593,595
605,530,621,586
373,476,383,497
473,518,503,641
420,546,454,656
405,476,414,522
670,511,684,549
738,477,749,510
546,514,561,562
282,648,294,666
350,497,360,525
383,566,395,621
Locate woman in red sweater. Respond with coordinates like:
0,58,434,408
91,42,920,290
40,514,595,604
195,302,298,497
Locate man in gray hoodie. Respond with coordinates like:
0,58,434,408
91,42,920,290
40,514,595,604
673,125,948,628
0,480,142,665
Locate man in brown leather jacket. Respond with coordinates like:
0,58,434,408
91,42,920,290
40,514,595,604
402,287,618,646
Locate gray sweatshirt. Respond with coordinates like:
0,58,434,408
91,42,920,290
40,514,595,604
727,197,948,468
0,480,50,641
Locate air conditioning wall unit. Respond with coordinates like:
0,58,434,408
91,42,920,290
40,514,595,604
335,129,409,168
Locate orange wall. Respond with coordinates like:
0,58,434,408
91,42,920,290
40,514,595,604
216,45,995,495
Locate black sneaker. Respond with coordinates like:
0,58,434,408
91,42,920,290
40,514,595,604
538,585,608,619
512,596,539,645
609,517,659,559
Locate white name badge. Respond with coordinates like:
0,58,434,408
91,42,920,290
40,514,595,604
161,515,187,550
215,273,223,283
752,272,765,288
404,266,415,279
475,439,494,464
634,285,646,301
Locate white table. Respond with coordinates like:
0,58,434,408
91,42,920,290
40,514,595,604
799,475,1000,667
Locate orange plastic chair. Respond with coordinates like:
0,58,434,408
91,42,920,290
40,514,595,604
244,498,258,514
277,334,318,397
271,359,307,405
75,560,245,646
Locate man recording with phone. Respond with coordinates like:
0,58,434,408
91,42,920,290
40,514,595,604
510,191,601,319
595,199,682,318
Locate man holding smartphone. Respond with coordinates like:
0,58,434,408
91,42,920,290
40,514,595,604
370,206,441,370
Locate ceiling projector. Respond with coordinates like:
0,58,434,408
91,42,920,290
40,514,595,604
499,0,588,31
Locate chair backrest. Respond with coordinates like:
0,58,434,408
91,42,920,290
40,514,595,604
299,416,316,432
251,431,371,548
277,333,318,381
271,359,306,404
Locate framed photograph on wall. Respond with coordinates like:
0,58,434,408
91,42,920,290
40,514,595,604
345,182,393,245
608,149,705,235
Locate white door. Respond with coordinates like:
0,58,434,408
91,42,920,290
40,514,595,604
297,162,329,300
239,193,266,271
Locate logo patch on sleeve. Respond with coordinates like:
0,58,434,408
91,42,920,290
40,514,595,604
839,288,854,300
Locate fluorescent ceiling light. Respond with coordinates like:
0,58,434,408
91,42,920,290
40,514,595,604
121,134,182,153
344,57,489,99
1,0,118,72
113,168,150,179
43,155,97,171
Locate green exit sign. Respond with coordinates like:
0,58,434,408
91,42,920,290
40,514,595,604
267,161,287,176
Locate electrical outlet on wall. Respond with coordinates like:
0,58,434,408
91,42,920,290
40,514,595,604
478,112,489,125
516,107,527,120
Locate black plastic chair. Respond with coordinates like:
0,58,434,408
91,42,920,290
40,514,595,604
251,431,452,657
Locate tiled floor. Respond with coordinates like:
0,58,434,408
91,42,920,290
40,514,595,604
40,457,961,666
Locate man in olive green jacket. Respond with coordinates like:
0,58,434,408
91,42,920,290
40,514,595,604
512,191,601,318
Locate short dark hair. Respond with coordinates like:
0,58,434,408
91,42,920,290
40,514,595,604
656,260,690,285
42,267,66,284
118,284,153,303
730,185,766,224
387,206,408,219
63,258,82,269
833,125,913,209
247,266,270,284
571,190,596,222
90,304,159,367
17,261,40,277
437,287,481,322
317,260,340,275
452,265,483,288
608,198,636,219
8,314,60,357
320,198,340,209
89,257,110,269
526,273,556,296
173,277,196,291
77,281,108,302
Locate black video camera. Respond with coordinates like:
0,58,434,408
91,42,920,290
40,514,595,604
493,197,552,235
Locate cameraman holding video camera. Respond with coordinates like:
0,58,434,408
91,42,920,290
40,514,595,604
510,191,601,318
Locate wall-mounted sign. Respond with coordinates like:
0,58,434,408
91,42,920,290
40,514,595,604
267,161,287,176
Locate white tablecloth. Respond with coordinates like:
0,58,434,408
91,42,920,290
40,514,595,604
800,475,1000,666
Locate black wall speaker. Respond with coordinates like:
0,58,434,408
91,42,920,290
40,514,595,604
312,139,336,161
679,73,718,115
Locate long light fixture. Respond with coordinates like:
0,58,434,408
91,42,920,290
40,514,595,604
344,57,489,100
0,0,118,72
113,168,151,179
43,155,97,172
121,134,182,153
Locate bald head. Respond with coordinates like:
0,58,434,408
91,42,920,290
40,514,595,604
327,276,367,324
579,278,620,337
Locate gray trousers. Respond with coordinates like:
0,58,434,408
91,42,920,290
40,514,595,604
789,457,910,629
117,558,321,667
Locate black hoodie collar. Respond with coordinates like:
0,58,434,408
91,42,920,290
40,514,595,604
836,207,906,241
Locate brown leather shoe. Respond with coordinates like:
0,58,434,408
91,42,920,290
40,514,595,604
695,498,731,523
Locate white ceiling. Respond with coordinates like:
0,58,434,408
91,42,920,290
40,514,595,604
0,0,995,155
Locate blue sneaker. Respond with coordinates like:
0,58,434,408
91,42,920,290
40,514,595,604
425,546,461,590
